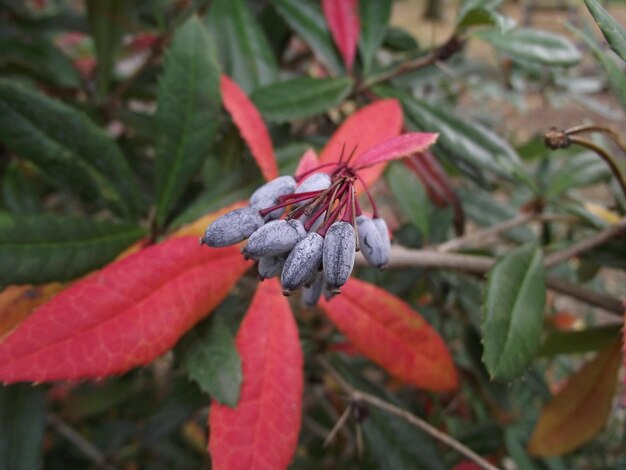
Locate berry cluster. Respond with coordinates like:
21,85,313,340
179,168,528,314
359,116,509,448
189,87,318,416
201,160,390,306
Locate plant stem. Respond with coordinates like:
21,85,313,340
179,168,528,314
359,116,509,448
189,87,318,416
565,125,626,154
317,357,500,470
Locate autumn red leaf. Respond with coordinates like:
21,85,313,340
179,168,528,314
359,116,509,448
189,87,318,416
0,237,250,383
322,0,360,72
221,74,278,181
209,278,303,470
319,99,403,187
528,340,622,456
355,133,439,169
320,278,458,391
294,148,320,179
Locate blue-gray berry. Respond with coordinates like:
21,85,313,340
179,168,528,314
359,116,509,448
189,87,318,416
281,232,324,293
244,219,306,259
323,221,356,292
202,207,264,247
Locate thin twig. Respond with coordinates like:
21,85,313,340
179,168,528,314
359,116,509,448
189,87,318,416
545,217,626,267
324,405,352,448
435,212,536,252
48,413,115,470
568,136,626,199
318,357,500,470
565,124,626,154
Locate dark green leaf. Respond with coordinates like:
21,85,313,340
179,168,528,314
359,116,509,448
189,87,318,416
583,0,626,62
1,163,42,215
359,0,392,73
0,80,138,219
482,244,546,381
0,213,145,284
539,325,621,357
387,163,430,238
179,316,242,407
86,0,128,97
363,407,447,470
205,0,278,93
270,0,343,74
547,151,610,198
568,23,626,110
251,77,353,122
155,16,221,228
457,0,515,32
473,28,582,66
382,27,419,52
0,384,46,470
378,86,520,177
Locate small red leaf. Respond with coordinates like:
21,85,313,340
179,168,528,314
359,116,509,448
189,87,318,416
322,0,360,72
319,99,403,187
320,278,457,391
209,279,303,470
404,152,465,235
221,75,278,181
294,148,320,179
0,237,250,383
355,132,439,169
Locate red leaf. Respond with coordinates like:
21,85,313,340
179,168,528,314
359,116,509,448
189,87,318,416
320,278,458,391
221,75,278,181
0,237,250,383
209,279,303,470
294,148,320,180
404,152,465,235
322,0,360,72
355,132,439,169
319,99,403,187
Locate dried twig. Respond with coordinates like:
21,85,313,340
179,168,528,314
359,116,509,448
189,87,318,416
318,357,500,470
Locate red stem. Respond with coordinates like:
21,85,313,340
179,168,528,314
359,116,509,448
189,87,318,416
355,172,379,218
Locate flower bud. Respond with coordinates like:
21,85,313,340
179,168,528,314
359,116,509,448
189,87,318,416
281,232,324,293
323,221,356,292
356,215,387,269
202,207,264,247
302,274,324,307
373,217,391,266
244,219,306,259
250,175,296,221
258,253,287,279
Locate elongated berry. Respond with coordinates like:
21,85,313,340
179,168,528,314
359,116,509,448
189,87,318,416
202,207,264,247
258,253,288,279
323,221,356,292
373,217,391,266
302,274,324,307
249,175,296,208
281,232,324,293
356,215,387,268
244,219,306,259
295,172,331,196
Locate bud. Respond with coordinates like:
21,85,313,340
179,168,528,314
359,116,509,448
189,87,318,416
373,217,391,266
202,207,264,247
302,274,324,307
322,221,356,292
250,175,296,221
356,215,387,268
281,232,324,293
258,253,288,279
244,219,306,259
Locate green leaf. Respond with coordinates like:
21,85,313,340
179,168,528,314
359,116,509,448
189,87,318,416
378,86,520,177
155,16,221,228
270,0,343,74
179,316,242,407
359,0,392,74
86,0,127,97
567,23,626,110
251,77,353,122
387,163,430,239
482,244,546,381
205,0,278,93
382,27,419,52
583,0,626,62
547,151,610,198
0,80,138,219
539,325,621,357
363,407,447,470
457,0,516,33
0,384,46,470
473,28,582,66
1,163,42,215
0,213,145,284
